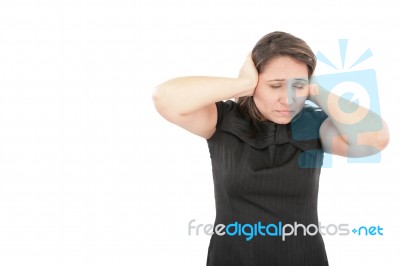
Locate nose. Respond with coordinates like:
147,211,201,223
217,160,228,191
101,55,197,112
279,86,294,105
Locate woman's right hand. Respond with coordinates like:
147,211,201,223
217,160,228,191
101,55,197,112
237,53,259,96
153,52,260,138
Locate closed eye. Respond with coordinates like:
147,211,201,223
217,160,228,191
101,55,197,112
293,82,306,89
270,85,282,89
293,85,305,89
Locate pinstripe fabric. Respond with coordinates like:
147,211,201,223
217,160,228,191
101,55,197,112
206,100,329,266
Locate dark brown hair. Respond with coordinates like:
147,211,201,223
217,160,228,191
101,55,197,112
237,31,316,121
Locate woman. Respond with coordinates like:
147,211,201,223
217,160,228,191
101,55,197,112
152,31,389,266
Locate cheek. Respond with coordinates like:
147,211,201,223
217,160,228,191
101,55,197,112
295,87,309,98
294,98,307,109
253,86,270,105
292,95,308,114
254,84,277,101
292,87,309,106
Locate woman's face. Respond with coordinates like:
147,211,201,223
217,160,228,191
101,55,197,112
253,56,310,124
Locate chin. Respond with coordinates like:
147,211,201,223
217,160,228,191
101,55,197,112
269,116,292,124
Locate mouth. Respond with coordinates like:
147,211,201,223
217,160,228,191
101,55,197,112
275,110,294,116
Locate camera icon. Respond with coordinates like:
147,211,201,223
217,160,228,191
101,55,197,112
314,69,381,129
314,69,382,166
296,40,382,168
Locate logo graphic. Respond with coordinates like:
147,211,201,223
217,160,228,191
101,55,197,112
188,219,384,241
296,39,382,168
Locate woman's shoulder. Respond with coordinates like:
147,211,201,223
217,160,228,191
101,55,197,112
214,100,245,127
215,99,240,114
291,104,328,141
210,100,262,146
300,104,328,120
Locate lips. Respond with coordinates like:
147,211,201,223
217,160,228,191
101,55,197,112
276,110,294,116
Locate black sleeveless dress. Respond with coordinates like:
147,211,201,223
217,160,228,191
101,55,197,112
206,100,329,266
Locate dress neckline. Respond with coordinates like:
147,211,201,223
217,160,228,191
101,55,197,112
216,104,318,151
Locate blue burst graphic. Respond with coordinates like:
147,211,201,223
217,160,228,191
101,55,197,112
316,39,373,70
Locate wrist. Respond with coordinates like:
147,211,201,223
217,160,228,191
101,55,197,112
307,83,319,103
236,77,256,97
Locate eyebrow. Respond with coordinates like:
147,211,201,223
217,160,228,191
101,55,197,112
293,78,308,82
266,79,285,82
266,78,308,82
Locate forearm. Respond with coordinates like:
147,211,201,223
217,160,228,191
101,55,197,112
309,83,389,149
152,76,253,115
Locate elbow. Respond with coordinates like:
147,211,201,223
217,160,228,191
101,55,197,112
152,83,182,122
152,84,169,114
375,121,390,151
152,84,163,108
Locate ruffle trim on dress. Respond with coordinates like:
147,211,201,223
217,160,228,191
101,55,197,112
216,101,327,152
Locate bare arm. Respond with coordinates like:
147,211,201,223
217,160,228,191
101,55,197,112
152,54,258,139
308,83,390,157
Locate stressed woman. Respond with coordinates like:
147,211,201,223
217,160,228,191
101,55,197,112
152,31,389,266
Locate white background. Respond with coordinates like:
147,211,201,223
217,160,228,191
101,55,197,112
0,0,399,265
